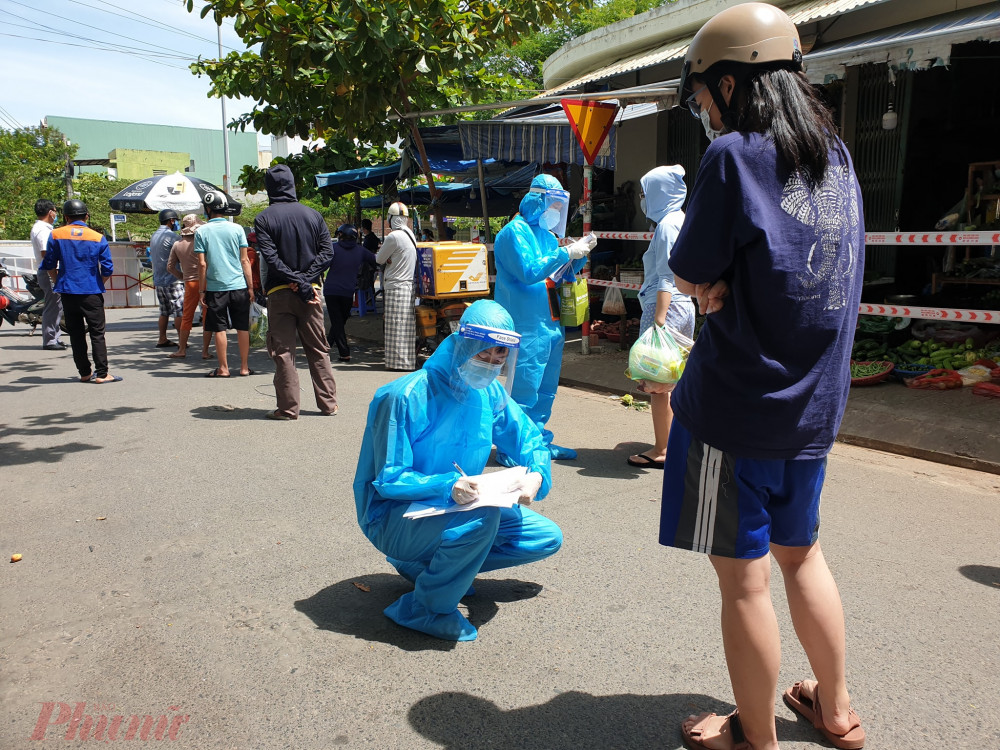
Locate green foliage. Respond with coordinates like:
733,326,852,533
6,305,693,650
488,0,674,92
0,125,76,240
188,0,590,144
240,140,399,203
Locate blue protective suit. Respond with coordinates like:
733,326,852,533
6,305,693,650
353,300,562,641
493,174,585,457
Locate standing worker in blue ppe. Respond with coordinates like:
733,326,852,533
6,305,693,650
353,300,563,641
493,173,596,464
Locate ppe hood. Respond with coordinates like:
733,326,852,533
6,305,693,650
265,164,298,203
640,165,686,224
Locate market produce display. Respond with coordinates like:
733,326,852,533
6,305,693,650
849,360,894,386
853,333,999,371
904,369,964,390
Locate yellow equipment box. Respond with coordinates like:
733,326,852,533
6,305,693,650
416,242,490,299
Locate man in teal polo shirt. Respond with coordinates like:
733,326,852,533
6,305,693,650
194,193,253,378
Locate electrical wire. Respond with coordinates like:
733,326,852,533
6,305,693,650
0,14,196,60
2,1,203,61
66,0,240,52
0,105,23,130
0,32,194,71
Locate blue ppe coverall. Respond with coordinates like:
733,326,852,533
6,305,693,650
353,300,563,641
493,174,586,460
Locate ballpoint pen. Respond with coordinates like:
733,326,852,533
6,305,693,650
452,462,467,476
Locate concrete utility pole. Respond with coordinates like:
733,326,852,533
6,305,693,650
218,25,231,194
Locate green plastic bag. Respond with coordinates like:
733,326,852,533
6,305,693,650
559,277,589,327
625,324,693,384
249,302,268,348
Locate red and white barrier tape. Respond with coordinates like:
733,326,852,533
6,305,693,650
587,230,1000,245
858,303,998,324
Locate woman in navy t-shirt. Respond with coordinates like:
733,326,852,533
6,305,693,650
658,5,867,750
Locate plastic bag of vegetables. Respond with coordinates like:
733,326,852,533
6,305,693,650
625,324,694,384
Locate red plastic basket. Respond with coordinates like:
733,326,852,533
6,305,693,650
849,360,895,386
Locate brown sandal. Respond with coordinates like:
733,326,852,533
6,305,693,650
682,711,751,750
783,681,865,749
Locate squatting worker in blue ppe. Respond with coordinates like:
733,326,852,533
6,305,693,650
660,5,866,750
492,173,597,464
353,300,562,641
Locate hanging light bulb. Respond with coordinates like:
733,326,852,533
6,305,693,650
882,61,898,130
882,101,898,130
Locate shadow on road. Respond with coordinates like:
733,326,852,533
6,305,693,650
409,690,821,750
407,690,787,750
959,564,1000,589
295,574,543,653
190,404,272,421
563,443,660,480
0,440,102,466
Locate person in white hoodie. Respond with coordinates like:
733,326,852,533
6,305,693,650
628,165,695,470
375,202,418,371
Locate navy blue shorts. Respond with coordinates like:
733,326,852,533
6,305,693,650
659,420,825,559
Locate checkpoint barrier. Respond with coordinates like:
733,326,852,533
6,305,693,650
579,230,1000,324
0,242,154,308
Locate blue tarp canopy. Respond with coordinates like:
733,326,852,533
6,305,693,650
314,162,402,198
358,162,541,217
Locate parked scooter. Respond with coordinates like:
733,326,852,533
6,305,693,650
0,260,47,333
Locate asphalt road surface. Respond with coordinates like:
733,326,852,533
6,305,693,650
2,310,998,749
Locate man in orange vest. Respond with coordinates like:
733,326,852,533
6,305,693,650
41,199,121,383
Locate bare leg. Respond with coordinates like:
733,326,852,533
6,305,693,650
174,327,190,357
237,330,251,375
157,314,170,345
214,331,229,375
631,391,673,464
709,553,780,750
202,329,212,358
771,542,854,735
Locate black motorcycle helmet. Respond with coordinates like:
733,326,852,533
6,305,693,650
158,209,179,224
62,199,88,219
337,223,358,240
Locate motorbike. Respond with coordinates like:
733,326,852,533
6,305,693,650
0,260,47,333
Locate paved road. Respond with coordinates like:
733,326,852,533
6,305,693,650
2,309,998,749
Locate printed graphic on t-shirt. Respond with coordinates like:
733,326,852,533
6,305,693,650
781,165,859,310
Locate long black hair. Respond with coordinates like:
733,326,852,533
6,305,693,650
731,66,843,185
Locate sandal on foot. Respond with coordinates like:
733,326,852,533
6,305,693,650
156,341,178,348
239,369,255,376
627,453,664,469
92,374,123,384
783,681,865,749
205,368,230,378
682,711,751,750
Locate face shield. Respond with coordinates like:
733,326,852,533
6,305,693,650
530,187,570,238
449,323,521,411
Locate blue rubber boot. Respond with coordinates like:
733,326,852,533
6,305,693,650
548,444,577,460
384,592,478,641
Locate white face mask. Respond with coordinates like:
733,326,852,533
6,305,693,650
699,102,724,143
639,197,647,216
538,208,561,231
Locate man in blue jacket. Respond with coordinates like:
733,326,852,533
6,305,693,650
254,164,338,420
41,199,120,383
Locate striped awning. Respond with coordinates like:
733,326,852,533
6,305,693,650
542,0,891,95
803,6,1000,82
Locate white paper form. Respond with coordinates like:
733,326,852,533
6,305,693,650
403,466,528,519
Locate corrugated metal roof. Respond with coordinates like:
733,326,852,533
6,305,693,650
543,0,891,95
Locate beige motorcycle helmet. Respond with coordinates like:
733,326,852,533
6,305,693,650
679,2,803,130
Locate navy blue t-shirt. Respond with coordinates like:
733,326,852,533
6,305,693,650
668,132,865,460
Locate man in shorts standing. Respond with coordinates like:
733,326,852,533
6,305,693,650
194,194,253,378
148,209,183,349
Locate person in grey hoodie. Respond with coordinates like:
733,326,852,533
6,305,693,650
254,164,338,420
627,164,695,469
